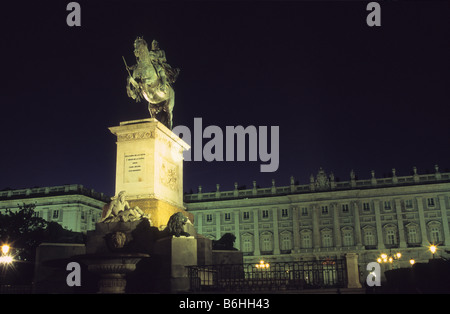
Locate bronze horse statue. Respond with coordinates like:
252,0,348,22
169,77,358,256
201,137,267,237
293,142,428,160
125,37,179,129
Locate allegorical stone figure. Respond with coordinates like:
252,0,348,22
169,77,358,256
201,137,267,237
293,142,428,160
99,191,150,223
124,37,180,129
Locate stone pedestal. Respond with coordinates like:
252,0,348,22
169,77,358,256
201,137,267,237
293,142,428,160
197,235,213,265
212,250,244,265
345,253,363,289
33,243,87,293
152,236,197,293
109,118,191,229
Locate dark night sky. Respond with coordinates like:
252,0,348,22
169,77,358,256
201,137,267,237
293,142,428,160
0,1,449,197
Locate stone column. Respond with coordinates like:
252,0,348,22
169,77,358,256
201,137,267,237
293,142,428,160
234,211,241,250
215,212,221,240
197,212,203,235
394,198,407,248
292,206,301,253
353,201,362,247
332,203,342,248
345,253,362,289
438,195,450,246
273,208,280,255
312,204,321,249
373,200,385,249
416,197,429,246
253,209,261,256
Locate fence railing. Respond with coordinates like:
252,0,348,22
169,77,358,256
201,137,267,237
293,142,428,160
186,259,347,292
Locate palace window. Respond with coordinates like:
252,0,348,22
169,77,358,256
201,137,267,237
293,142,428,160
363,202,370,211
342,204,349,213
384,201,392,210
261,233,273,252
408,228,418,244
322,233,332,248
243,211,250,220
242,236,253,253
430,227,441,244
280,233,292,251
321,206,329,215
386,229,396,245
364,230,376,246
281,208,289,218
301,233,312,249
405,199,414,209
427,198,435,207
52,210,59,219
206,214,213,223
262,209,269,219
301,207,308,216
224,213,231,221
343,231,354,247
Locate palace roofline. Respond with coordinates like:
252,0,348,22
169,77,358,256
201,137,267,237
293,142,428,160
0,184,111,203
184,165,450,203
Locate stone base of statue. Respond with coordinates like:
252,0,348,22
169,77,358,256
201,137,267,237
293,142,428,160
109,118,192,229
151,236,197,293
106,118,215,293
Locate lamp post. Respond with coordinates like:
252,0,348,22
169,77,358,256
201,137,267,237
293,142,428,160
255,260,270,280
255,260,270,269
377,251,402,269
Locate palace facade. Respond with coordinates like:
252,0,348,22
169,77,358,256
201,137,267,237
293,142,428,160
184,165,450,273
0,184,109,232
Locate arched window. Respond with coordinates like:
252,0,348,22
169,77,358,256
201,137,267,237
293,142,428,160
301,230,312,249
260,232,273,252
342,227,354,247
428,221,443,244
405,223,420,245
363,227,376,247
280,231,292,252
241,233,253,253
322,234,332,248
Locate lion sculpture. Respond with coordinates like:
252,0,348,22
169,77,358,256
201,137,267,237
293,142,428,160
166,212,191,237
212,233,237,251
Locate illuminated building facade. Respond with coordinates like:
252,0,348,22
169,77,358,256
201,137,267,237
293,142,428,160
0,184,109,233
185,166,450,272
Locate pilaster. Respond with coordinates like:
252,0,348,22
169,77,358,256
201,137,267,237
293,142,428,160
374,200,385,249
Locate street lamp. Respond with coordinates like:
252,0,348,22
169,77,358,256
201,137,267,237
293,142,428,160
377,251,402,268
0,255,13,264
0,244,13,265
1,244,10,255
409,258,415,266
255,260,270,269
430,245,437,259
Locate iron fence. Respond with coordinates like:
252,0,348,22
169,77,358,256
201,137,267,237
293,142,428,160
187,259,347,292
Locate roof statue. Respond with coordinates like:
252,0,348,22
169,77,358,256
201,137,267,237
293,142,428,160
124,37,180,129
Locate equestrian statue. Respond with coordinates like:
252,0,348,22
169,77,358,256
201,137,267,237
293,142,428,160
124,37,180,129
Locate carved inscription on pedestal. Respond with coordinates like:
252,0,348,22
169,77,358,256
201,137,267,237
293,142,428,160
124,153,146,183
